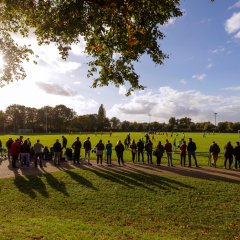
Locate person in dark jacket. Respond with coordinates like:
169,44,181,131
20,140,31,167
154,141,165,165
106,140,113,165
145,139,153,164
115,140,124,166
84,137,91,165
62,136,68,149
209,141,220,168
137,139,144,163
187,138,198,167
224,141,234,169
53,139,62,165
233,141,240,169
6,138,14,160
95,139,105,165
130,140,138,163
72,137,82,164
165,139,173,167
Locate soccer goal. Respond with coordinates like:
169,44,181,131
18,129,34,134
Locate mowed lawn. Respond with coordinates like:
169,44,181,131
0,133,239,239
0,165,240,239
1,132,239,166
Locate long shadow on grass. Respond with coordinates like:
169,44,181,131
64,170,98,191
85,165,193,191
200,167,240,178
116,165,194,190
85,166,135,189
8,161,50,198
41,168,69,197
12,170,49,199
135,164,240,184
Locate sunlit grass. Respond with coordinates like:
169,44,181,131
0,166,239,240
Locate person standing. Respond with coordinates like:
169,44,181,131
53,139,62,165
33,139,44,168
209,141,220,168
10,139,20,168
115,140,124,166
145,139,153,164
179,140,187,167
233,141,240,169
155,141,165,165
187,138,198,167
130,140,138,163
106,140,113,165
95,140,105,165
72,137,82,164
137,139,144,163
165,139,173,167
224,141,234,169
83,137,92,165
62,136,68,149
6,138,14,160
20,140,31,167
0,139,3,158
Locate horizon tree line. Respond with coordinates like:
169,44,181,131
0,104,239,133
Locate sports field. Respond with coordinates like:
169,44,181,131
0,132,239,240
1,132,239,167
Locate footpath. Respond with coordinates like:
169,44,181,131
0,157,240,183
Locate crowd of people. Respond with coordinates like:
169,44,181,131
0,133,240,170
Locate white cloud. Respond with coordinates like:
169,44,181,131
229,1,240,10
108,87,240,123
36,82,78,96
234,31,240,39
118,85,127,95
222,86,240,91
210,47,225,54
225,12,240,39
192,73,207,81
207,63,214,69
180,79,187,85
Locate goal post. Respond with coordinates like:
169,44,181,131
18,129,34,134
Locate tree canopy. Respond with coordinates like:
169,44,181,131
0,0,184,94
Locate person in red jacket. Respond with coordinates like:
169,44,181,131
179,140,187,166
10,139,20,168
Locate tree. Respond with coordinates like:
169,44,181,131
110,117,121,130
0,0,183,94
168,117,177,131
5,104,27,131
0,110,6,132
52,105,76,132
97,104,107,130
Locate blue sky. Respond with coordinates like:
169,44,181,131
0,0,240,123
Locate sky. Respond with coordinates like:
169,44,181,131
0,0,240,124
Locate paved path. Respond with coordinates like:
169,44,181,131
0,157,240,183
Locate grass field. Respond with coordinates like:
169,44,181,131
0,133,240,239
0,164,240,239
1,132,239,167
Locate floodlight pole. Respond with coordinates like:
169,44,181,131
148,113,151,132
214,112,217,127
45,111,48,133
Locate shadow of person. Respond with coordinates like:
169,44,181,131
13,175,37,199
64,170,98,191
41,168,69,197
